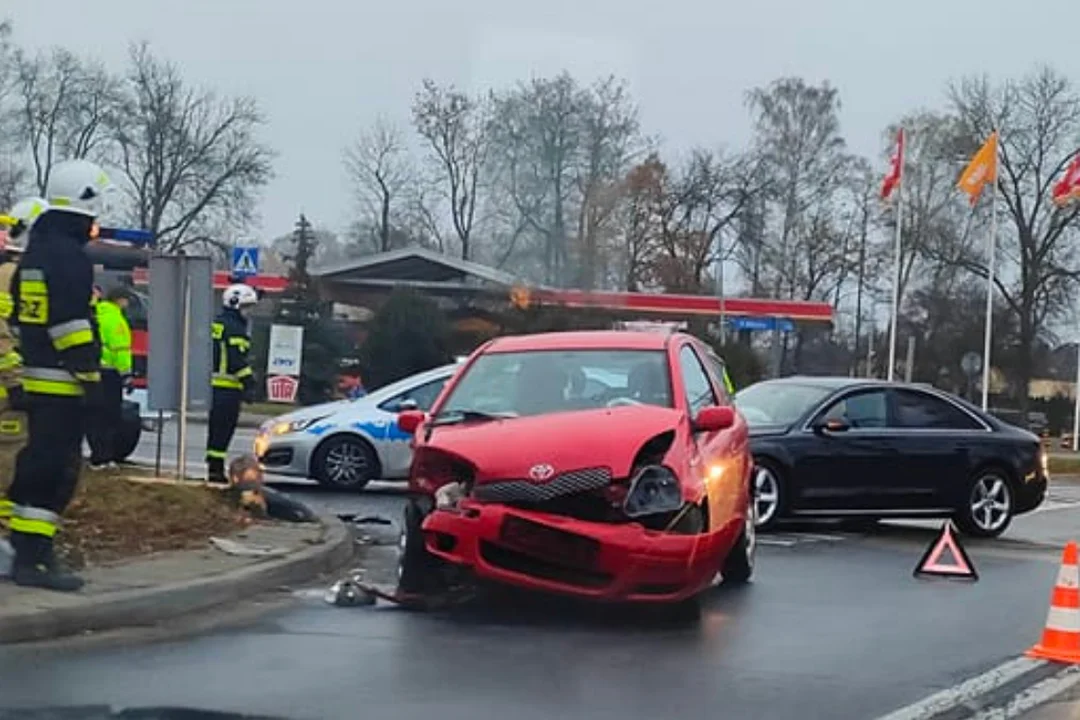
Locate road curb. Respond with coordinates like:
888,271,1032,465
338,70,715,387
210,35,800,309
0,515,354,645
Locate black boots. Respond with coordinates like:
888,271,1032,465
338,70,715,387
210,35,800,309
207,458,228,484
9,531,84,592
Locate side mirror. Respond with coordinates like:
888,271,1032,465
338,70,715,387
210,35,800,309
693,405,736,433
813,418,850,434
397,409,426,435
397,398,419,412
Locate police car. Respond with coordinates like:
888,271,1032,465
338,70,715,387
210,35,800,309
254,362,461,490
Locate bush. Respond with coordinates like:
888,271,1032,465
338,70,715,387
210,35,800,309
361,288,452,389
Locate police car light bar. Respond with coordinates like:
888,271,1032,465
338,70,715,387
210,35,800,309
96,227,154,246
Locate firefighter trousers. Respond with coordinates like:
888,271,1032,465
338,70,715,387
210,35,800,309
207,388,242,482
87,370,123,465
7,399,85,515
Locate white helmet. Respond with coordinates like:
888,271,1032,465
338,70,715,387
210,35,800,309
223,283,259,310
2,197,49,245
45,159,111,218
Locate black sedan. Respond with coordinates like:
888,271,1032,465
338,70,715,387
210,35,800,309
733,377,1048,538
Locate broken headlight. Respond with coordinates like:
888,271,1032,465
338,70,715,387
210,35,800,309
624,465,682,518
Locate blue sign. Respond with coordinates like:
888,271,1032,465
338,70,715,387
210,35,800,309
231,246,260,277
728,316,795,333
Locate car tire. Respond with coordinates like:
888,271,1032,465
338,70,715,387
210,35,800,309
311,435,379,491
753,458,785,531
955,467,1015,539
721,485,756,585
113,400,143,462
397,498,443,595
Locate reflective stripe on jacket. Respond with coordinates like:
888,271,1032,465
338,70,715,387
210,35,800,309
12,211,100,399
211,308,253,391
96,300,132,373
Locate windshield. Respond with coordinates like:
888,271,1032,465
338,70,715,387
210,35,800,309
734,382,833,426
437,349,672,419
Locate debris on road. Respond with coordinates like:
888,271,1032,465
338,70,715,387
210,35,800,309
210,536,289,558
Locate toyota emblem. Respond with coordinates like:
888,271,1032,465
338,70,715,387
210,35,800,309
529,463,555,481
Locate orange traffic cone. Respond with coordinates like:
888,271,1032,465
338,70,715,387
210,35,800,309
1027,541,1080,664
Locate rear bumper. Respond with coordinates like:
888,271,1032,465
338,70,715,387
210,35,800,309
1016,472,1048,515
421,500,737,603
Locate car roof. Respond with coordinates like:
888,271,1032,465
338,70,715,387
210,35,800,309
485,330,674,353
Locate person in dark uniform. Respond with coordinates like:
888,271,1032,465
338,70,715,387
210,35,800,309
6,159,110,592
206,283,258,483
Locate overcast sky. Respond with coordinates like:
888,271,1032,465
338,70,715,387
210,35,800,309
9,0,1080,242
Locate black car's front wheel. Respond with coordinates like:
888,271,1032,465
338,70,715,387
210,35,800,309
955,469,1015,538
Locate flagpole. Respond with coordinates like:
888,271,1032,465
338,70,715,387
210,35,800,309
980,130,999,411
887,130,904,382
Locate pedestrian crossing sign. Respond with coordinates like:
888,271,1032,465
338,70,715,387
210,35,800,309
231,246,260,278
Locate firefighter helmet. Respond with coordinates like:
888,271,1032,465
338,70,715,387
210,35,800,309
45,159,111,218
2,196,48,246
223,283,259,310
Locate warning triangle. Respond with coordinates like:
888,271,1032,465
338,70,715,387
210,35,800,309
914,521,978,581
234,250,257,274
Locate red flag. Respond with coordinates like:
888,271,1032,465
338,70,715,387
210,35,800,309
1052,154,1080,207
881,129,904,201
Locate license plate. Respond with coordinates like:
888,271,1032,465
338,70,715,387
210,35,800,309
499,516,599,568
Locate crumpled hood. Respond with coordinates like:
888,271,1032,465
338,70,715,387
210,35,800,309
424,405,683,481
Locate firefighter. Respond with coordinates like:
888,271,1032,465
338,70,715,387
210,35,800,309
87,285,133,469
0,197,44,576
206,283,258,483
6,160,109,591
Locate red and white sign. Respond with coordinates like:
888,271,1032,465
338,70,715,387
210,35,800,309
267,375,299,403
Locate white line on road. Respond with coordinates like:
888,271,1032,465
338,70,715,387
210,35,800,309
873,656,1045,720
970,664,1080,719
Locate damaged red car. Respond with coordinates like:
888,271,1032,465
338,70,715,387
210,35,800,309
394,330,756,606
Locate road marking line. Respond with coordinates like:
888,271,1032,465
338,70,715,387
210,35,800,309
971,664,1080,719
873,656,1044,720
758,537,796,547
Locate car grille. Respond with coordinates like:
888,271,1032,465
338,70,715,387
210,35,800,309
472,467,612,503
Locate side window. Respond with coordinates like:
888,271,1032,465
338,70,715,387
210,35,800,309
380,379,447,412
701,349,733,403
892,389,983,430
817,389,888,429
679,346,718,414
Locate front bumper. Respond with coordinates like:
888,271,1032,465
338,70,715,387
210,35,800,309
254,432,312,478
421,500,737,603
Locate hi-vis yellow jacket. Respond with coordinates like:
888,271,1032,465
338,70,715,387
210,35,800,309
0,260,22,395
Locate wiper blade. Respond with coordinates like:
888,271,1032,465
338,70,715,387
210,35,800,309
430,409,517,427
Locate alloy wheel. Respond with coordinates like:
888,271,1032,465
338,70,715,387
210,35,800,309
969,474,1012,534
325,441,370,486
754,466,780,527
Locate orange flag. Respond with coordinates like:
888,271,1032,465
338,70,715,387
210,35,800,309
957,131,999,205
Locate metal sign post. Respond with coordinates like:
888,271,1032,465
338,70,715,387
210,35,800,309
148,255,212,479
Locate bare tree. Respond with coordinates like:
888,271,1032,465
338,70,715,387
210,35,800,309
948,67,1080,409
14,47,120,194
613,155,665,291
745,77,852,301
412,79,490,261
0,21,25,209
111,44,274,252
343,117,413,253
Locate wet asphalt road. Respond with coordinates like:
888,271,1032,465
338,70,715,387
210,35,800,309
2,420,1056,718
